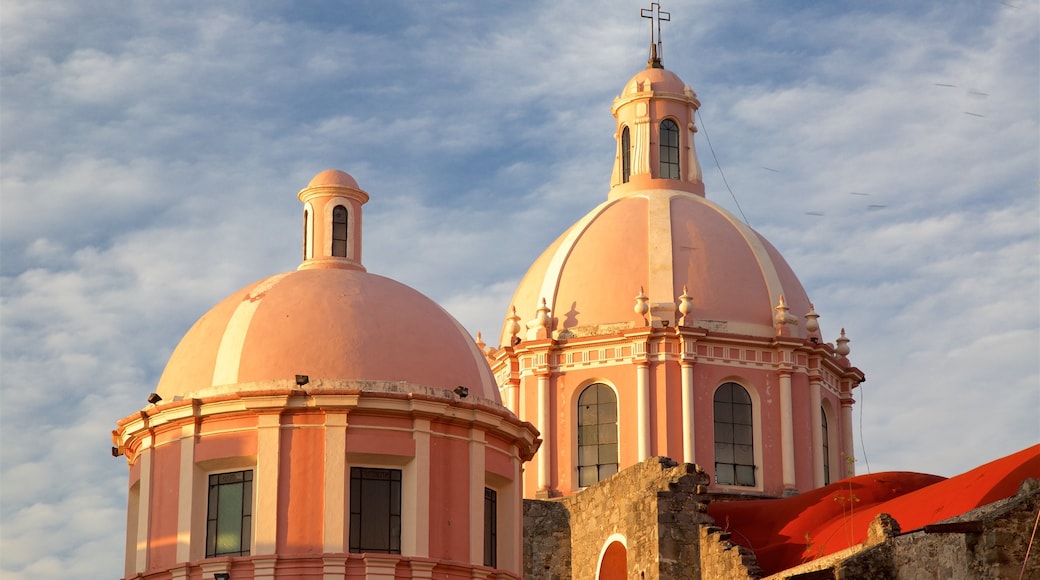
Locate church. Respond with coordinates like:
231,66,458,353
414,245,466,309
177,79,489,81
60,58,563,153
111,5,1039,579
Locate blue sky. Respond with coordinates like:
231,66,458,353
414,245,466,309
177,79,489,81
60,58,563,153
1,1,1037,577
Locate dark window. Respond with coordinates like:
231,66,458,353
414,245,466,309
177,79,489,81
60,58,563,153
484,487,497,567
332,205,348,257
349,467,402,554
303,209,310,260
659,119,680,179
822,407,831,485
577,383,619,487
206,470,252,557
714,383,755,486
621,126,631,183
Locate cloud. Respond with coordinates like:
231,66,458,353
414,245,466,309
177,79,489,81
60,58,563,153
1,1,1037,578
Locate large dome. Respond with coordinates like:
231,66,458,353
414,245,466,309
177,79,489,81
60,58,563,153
500,189,814,345
158,268,499,401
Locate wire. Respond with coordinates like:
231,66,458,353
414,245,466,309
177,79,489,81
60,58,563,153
696,109,750,226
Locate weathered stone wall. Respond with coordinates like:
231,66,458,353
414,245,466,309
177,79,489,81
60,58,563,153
522,457,714,579
523,499,572,579
836,479,1040,580
699,525,763,579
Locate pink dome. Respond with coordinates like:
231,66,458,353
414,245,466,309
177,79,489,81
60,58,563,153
307,168,360,189
158,268,499,402
621,66,688,95
501,191,813,345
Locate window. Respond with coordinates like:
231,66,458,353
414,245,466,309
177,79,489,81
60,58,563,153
659,119,680,179
303,208,311,260
714,383,755,486
484,487,497,567
822,407,831,485
332,205,348,257
206,470,252,557
349,467,401,554
577,383,619,487
621,126,631,183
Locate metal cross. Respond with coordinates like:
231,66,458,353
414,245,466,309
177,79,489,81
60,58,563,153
641,2,670,66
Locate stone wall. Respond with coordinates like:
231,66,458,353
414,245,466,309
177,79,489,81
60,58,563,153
699,525,763,579
836,479,1040,580
523,499,572,579
522,457,714,579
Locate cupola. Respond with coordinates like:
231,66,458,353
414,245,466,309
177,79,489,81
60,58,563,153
298,168,369,271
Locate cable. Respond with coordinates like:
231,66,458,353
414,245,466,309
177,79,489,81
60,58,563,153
696,109,750,226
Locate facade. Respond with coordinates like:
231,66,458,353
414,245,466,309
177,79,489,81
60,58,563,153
488,51,863,500
113,170,539,579
112,11,1037,580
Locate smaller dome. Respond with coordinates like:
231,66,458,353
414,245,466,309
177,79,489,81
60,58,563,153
308,169,360,189
622,66,688,95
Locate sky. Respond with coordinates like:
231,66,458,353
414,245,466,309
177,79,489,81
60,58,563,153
1,1,1037,577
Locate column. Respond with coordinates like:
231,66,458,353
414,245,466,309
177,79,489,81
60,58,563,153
809,380,823,487
468,429,486,565
175,423,196,563
537,373,552,491
681,361,695,464
779,371,796,491
410,418,432,556
323,413,348,553
841,393,856,477
135,444,153,574
254,413,281,555
636,362,650,461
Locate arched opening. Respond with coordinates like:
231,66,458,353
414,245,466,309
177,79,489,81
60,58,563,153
821,406,831,485
713,382,755,486
332,205,348,257
621,126,631,183
598,540,627,579
577,383,619,487
659,119,680,179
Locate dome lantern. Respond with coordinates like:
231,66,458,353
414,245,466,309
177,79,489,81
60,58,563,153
297,169,369,271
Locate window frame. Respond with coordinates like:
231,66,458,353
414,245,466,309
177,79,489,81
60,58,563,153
576,382,620,488
483,487,497,567
659,118,680,180
348,466,403,555
713,382,756,487
621,126,631,183
205,469,253,558
332,204,349,257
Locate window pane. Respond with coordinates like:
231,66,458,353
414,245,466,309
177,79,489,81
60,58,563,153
578,445,599,465
579,465,599,487
715,442,734,463
599,463,618,480
598,423,617,444
599,443,618,464
735,444,754,464
731,385,751,405
580,425,599,445
599,401,617,423
734,425,753,445
579,386,599,405
736,465,756,486
716,463,734,485
579,404,597,425
714,422,733,444
733,403,752,425
215,482,243,554
714,401,732,422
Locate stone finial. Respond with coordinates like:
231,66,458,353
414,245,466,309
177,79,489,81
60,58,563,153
678,285,694,326
774,295,797,334
634,286,650,324
835,328,851,356
506,305,521,343
475,331,486,353
536,298,551,330
804,303,820,334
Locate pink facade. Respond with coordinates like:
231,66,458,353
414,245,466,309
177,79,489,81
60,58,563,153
114,171,539,579
488,60,863,499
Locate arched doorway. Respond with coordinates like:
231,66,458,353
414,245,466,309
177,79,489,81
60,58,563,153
598,539,627,579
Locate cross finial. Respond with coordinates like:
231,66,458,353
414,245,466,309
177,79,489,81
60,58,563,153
640,2,670,69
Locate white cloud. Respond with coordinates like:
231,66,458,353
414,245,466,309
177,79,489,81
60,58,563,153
1,1,1037,577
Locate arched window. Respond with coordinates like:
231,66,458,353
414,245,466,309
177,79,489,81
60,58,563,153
659,119,680,179
332,205,348,257
714,382,755,486
303,209,311,260
621,126,631,183
821,406,831,485
577,383,618,487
